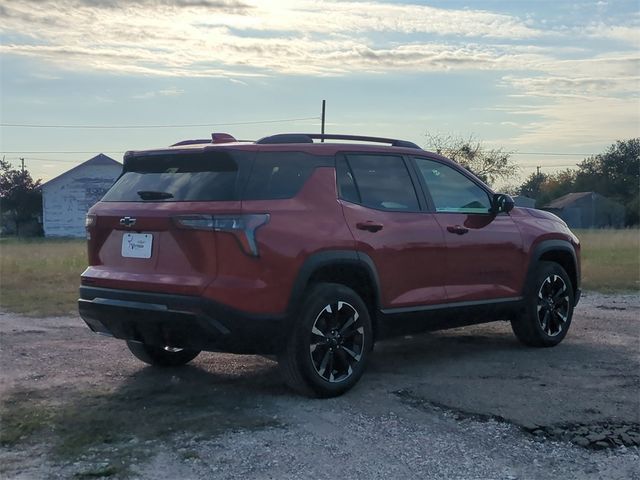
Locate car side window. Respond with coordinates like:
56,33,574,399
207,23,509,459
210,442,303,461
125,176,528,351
336,157,360,204
414,157,492,214
243,152,331,200
346,154,420,211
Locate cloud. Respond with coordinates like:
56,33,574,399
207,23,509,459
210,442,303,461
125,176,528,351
587,24,640,47
1,0,636,79
494,53,640,147
132,87,185,99
238,1,543,39
5,0,253,12
1,0,637,152
499,96,639,148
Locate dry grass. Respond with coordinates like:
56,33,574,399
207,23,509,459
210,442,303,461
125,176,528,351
0,238,86,316
0,230,638,316
576,229,640,293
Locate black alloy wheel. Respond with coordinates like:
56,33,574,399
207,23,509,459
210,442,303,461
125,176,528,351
511,261,575,347
309,301,365,383
536,274,570,337
278,283,373,397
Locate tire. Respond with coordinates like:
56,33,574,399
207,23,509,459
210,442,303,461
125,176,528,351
278,283,373,398
126,341,200,367
511,261,575,347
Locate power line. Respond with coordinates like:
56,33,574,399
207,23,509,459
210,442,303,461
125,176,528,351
4,157,96,163
0,116,320,129
521,164,578,168
511,152,594,157
1,150,125,154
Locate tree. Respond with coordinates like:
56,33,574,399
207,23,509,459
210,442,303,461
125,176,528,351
573,139,639,225
425,133,519,186
515,139,639,225
536,169,577,208
517,170,577,208
0,159,43,236
518,171,548,200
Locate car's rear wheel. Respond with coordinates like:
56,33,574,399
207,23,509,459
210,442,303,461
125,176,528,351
511,261,574,347
126,341,200,366
278,283,373,397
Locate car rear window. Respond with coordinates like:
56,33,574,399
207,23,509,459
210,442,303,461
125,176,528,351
102,151,247,202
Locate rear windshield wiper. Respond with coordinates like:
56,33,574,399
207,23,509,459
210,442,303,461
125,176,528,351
137,190,174,200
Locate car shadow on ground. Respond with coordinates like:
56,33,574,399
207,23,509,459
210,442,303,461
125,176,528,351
364,326,639,429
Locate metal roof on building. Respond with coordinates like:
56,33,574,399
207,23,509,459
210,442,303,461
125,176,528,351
41,154,121,188
543,192,594,209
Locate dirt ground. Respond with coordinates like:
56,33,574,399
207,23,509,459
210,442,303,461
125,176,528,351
0,292,638,479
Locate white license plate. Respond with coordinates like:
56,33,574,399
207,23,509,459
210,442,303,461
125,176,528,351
122,233,153,259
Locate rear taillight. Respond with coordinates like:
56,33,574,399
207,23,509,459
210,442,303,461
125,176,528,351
85,214,96,239
173,213,270,257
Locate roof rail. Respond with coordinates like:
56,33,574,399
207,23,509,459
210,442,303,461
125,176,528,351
255,134,314,144
255,133,422,149
170,139,212,147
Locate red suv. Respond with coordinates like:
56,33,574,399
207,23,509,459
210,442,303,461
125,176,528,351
79,133,581,397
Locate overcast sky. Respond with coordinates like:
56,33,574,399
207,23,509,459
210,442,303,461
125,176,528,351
1,0,638,185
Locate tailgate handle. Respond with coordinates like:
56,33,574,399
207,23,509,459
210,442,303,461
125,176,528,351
356,221,384,233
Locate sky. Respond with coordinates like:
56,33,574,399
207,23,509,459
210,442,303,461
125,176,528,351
1,0,639,187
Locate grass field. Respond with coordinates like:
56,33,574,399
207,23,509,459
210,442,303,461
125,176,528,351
576,229,640,293
0,230,638,316
0,238,87,316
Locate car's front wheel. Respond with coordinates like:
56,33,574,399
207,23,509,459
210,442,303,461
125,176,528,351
511,261,574,347
278,283,373,397
126,341,200,367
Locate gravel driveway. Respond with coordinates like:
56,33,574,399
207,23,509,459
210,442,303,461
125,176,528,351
1,292,638,479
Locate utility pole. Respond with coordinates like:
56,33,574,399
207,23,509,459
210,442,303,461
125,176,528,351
536,165,541,176
321,99,326,142
20,157,25,174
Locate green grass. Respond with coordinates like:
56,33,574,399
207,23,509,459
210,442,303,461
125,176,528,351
0,237,86,316
575,229,640,292
0,230,638,316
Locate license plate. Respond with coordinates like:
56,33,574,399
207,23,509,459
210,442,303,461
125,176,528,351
122,233,153,259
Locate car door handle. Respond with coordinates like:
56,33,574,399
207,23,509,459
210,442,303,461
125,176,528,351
356,221,384,232
447,225,469,235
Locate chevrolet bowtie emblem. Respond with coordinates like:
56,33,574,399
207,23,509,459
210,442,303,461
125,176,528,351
120,216,137,227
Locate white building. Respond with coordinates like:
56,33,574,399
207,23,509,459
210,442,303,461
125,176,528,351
42,154,121,237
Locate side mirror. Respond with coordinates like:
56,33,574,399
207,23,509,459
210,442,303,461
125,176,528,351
492,193,515,214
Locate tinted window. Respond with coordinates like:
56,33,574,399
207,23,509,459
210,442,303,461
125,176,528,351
347,154,419,211
336,157,359,204
102,151,242,202
414,157,491,214
243,152,330,200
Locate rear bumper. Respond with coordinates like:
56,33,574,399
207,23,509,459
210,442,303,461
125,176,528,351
78,286,287,354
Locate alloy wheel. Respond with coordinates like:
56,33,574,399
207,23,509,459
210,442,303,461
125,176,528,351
537,274,570,337
309,301,365,383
